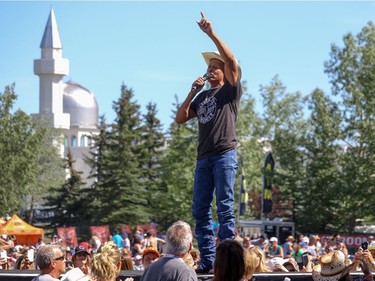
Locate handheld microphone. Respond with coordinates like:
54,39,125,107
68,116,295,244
191,73,212,92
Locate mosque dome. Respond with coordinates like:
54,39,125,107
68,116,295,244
63,80,98,128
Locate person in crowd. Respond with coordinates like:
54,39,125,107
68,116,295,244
121,233,131,251
2,235,15,248
282,258,300,272
72,245,91,275
314,235,322,255
144,231,166,250
267,257,301,272
190,248,200,269
133,255,144,271
306,235,320,263
334,238,349,257
35,238,46,250
8,248,20,269
51,235,60,245
283,235,295,258
90,236,101,254
131,235,145,257
293,240,308,266
351,243,375,273
120,255,134,271
313,250,373,281
320,238,334,255
141,221,197,281
91,241,133,281
250,246,271,272
331,234,342,246
0,256,10,270
0,235,11,251
175,11,242,274
243,236,253,250
32,245,66,281
184,252,198,270
244,249,258,280
251,234,269,251
112,230,123,248
266,237,284,259
14,253,35,270
212,240,250,281
64,246,73,268
79,242,92,254
142,247,160,270
367,236,375,247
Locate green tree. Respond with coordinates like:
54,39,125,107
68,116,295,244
23,117,65,224
44,149,89,227
94,84,148,225
0,84,64,220
259,76,308,223
324,22,375,232
157,96,197,230
0,84,35,215
84,115,110,224
301,89,343,233
138,102,165,220
235,81,264,220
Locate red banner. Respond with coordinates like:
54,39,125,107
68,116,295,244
90,225,110,244
57,227,78,247
137,224,157,236
120,224,132,235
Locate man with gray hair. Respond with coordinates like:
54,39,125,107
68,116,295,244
32,245,66,281
141,221,197,281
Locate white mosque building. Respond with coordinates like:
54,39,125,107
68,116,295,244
33,8,99,184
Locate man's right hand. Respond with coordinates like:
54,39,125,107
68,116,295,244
191,76,206,94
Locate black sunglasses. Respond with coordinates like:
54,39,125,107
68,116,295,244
54,256,65,261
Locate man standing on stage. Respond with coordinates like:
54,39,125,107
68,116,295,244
175,12,242,273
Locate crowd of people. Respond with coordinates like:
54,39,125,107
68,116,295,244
1,222,375,281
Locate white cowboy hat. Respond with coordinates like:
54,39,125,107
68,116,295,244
312,251,352,281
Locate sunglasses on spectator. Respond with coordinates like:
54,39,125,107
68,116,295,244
54,256,65,261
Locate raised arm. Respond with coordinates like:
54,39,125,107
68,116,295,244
197,12,239,86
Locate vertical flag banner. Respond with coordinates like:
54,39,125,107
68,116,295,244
239,164,248,216
57,227,77,247
90,225,110,244
262,152,275,213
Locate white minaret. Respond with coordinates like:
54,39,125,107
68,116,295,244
34,8,70,129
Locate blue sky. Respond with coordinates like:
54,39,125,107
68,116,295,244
0,1,373,132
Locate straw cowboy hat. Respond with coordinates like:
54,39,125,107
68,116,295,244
312,250,352,281
202,51,225,65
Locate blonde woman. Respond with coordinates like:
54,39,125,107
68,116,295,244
91,241,133,281
244,249,258,280
250,246,272,272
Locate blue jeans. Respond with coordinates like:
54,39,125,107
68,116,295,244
192,149,238,270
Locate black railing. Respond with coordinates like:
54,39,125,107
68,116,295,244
0,270,366,281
